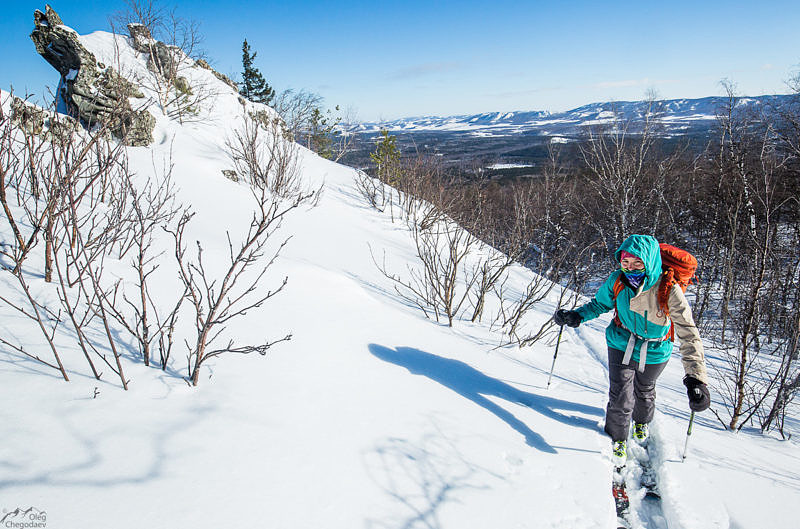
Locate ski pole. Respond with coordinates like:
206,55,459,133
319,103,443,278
682,410,695,461
547,324,564,390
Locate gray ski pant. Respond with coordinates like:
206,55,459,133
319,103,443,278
604,347,668,442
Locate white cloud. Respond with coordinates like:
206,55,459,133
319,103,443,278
387,62,462,80
484,85,565,98
592,78,680,89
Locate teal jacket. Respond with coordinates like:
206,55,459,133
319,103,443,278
576,235,673,365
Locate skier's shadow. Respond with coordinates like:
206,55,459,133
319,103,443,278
369,344,603,454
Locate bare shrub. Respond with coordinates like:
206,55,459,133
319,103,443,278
0,92,130,385
1,89,189,387
373,218,480,327
100,149,183,369
354,169,388,211
113,0,217,122
333,107,360,163
171,116,321,386
272,89,323,142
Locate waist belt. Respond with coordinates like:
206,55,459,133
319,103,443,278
616,320,668,372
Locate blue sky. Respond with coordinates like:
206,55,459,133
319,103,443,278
2,1,798,121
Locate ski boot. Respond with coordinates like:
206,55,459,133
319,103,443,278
612,440,627,468
633,422,649,445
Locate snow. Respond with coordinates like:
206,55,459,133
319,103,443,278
1,27,799,529
358,96,767,137
487,163,534,170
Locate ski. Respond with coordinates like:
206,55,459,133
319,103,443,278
633,437,661,499
612,466,632,529
640,461,660,499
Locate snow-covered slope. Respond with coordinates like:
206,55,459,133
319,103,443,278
356,96,791,137
1,29,798,529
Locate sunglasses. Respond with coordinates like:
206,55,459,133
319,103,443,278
621,266,645,274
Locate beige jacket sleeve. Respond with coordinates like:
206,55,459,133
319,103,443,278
668,284,708,384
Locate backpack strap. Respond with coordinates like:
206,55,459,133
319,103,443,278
612,276,625,327
660,273,676,341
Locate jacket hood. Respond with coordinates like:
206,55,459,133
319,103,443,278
614,234,662,290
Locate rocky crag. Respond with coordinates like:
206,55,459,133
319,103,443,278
30,5,156,146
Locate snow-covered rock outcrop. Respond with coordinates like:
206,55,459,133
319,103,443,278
30,5,155,145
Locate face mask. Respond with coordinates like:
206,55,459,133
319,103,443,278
622,267,646,288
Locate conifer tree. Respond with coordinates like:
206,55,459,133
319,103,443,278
307,106,341,160
240,39,275,105
370,129,400,184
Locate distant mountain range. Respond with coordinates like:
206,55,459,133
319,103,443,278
355,95,793,137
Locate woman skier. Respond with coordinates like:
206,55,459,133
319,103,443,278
554,234,710,463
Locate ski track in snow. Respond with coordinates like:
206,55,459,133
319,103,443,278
625,440,669,529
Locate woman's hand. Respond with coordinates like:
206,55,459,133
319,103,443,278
683,376,711,412
554,309,582,328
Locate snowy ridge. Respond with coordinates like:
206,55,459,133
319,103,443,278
76,29,281,130
0,26,798,529
356,95,791,137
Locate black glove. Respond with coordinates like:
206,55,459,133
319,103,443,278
683,375,711,412
554,309,582,328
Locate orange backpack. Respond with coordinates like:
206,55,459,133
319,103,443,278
657,243,698,316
